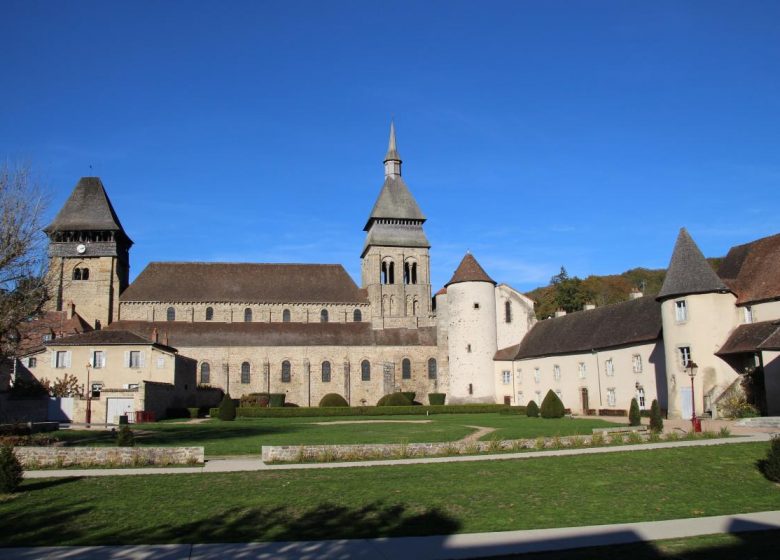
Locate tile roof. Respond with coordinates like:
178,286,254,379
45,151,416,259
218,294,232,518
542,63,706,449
657,228,729,301
15,310,93,356
120,263,369,304
717,233,780,305
46,329,174,349
494,342,522,361
716,321,780,356
107,321,437,348
505,296,661,360
44,177,130,240
445,253,496,287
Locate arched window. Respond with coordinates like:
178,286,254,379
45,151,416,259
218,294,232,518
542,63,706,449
282,309,291,322
428,358,437,380
281,360,291,383
402,358,411,379
166,307,175,321
322,361,331,382
73,268,82,280
505,301,512,323
353,309,362,322
381,260,395,285
411,262,417,284
404,262,411,285
244,308,252,322
361,360,370,381
241,361,250,384
412,298,419,316
200,362,210,384
320,309,328,323
82,268,89,280
205,307,214,321
389,261,395,284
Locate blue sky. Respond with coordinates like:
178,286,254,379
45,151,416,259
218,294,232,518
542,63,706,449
2,1,778,292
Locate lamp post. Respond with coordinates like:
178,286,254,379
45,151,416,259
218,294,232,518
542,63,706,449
85,363,92,426
686,360,700,433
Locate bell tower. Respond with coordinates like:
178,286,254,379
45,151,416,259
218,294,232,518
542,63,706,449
361,123,432,329
44,177,132,329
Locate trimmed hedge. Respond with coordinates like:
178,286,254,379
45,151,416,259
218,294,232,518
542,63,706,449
499,406,528,415
218,393,237,421
318,393,349,407
210,404,511,418
526,400,539,418
629,398,641,426
599,409,628,416
540,390,565,418
401,392,416,404
377,393,413,406
116,425,135,447
269,393,286,408
241,393,270,408
649,399,664,433
428,393,446,405
187,406,211,419
759,435,780,482
0,445,23,493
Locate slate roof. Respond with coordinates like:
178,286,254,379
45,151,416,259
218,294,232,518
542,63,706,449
46,329,176,351
384,121,402,163
44,177,131,240
364,176,427,229
15,310,93,356
121,263,369,304
657,228,729,301
500,296,662,361
716,321,780,356
717,233,780,305
758,327,780,351
107,321,437,348
445,253,496,287
494,342,522,361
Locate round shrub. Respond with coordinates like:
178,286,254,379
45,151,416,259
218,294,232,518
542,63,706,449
629,398,641,427
319,393,349,407
0,445,23,493
218,393,237,421
116,424,135,447
377,393,412,406
540,390,565,418
526,400,539,418
401,392,416,404
759,435,780,482
428,393,446,406
269,393,286,408
649,399,664,433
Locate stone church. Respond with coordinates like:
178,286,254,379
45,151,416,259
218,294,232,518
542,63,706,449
10,124,780,423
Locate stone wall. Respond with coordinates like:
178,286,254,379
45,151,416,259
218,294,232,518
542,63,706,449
14,446,204,468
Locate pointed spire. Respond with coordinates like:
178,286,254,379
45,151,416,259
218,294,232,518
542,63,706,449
384,121,402,177
445,253,496,287
656,228,729,301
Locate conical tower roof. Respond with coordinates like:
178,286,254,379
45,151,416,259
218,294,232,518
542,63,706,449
445,253,496,287
656,228,729,301
384,120,402,163
45,177,131,243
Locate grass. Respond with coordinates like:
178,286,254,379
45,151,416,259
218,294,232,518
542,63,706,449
50,414,617,456
1,442,778,546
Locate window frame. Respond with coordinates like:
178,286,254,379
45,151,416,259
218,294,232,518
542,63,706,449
321,361,331,383
675,299,688,322
281,360,291,383
241,361,251,384
200,362,211,384
401,358,411,380
361,360,370,381
427,358,437,380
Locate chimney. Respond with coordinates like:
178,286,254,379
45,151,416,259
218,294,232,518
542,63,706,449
151,327,159,343
629,289,643,300
584,303,596,311
65,301,75,319
554,309,567,318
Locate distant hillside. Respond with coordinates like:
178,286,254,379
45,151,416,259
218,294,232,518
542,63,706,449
526,258,723,320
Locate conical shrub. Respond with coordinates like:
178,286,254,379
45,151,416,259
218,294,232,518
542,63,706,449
0,445,23,493
218,393,237,421
649,399,664,433
116,424,135,447
526,400,539,418
759,435,780,482
629,398,641,426
540,390,565,418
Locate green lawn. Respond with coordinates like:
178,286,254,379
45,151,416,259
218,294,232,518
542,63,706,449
52,413,617,456
2,442,778,546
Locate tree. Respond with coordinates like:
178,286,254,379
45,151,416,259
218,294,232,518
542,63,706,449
116,424,135,447
526,400,539,418
649,399,664,433
629,398,641,426
540,390,565,418
39,373,83,397
0,445,23,493
0,163,49,364
218,393,237,420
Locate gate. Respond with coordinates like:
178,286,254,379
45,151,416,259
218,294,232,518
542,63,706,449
106,398,135,424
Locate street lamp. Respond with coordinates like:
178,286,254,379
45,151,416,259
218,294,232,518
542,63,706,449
85,363,92,426
686,360,700,433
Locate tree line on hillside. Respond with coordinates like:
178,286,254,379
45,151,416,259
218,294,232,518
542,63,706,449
526,259,723,320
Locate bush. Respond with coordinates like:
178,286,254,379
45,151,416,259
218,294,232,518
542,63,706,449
428,393,446,406
526,400,539,418
649,399,664,433
719,393,760,419
629,398,641,426
218,393,237,421
319,393,349,407
499,406,528,415
377,393,413,406
116,424,135,447
758,435,780,482
0,445,23,493
240,393,271,408
401,392,416,404
211,403,511,418
269,393,286,408
598,409,628,416
540,390,565,418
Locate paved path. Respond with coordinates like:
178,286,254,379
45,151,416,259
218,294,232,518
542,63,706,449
2,510,779,559
23,432,773,478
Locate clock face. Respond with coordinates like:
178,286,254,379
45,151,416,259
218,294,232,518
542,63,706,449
76,244,86,254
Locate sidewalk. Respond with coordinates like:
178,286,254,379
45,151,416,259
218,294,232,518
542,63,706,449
2,510,779,559
23,432,773,478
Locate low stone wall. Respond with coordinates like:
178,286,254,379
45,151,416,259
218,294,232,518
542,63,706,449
261,433,651,463
14,446,204,468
